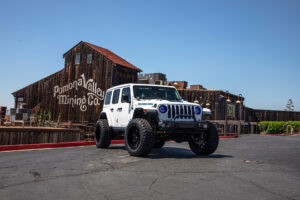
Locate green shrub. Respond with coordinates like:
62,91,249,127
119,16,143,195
258,121,300,134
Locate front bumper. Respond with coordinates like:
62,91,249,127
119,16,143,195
158,120,208,131
155,120,208,141
158,114,207,131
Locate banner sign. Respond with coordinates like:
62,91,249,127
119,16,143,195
226,103,236,118
53,74,105,112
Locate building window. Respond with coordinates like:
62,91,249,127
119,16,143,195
87,53,92,64
18,97,24,102
75,54,80,64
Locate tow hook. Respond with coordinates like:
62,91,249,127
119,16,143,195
198,122,208,130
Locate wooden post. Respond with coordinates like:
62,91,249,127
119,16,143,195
287,125,291,135
237,121,241,136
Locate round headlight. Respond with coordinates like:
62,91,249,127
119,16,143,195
159,105,168,113
195,107,201,115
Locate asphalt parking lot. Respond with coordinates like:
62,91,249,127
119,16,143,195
1,134,300,200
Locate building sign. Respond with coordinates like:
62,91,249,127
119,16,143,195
53,74,105,112
226,103,236,118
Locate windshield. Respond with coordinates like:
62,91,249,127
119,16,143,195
133,86,181,101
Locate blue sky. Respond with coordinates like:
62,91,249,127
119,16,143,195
0,0,299,110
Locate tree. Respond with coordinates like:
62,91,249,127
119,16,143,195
285,99,294,111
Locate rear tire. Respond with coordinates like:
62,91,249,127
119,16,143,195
154,141,165,148
95,119,111,148
125,118,154,157
189,121,219,155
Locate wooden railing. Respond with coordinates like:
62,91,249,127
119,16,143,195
0,127,83,145
210,120,258,136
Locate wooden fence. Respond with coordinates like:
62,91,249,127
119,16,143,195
0,127,83,145
210,120,258,136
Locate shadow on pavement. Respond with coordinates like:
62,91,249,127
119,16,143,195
148,147,232,159
108,146,232,159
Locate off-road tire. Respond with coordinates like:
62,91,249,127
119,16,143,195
154,141,165,148
95,119,111,148
189,121,219,155
125,118,154,157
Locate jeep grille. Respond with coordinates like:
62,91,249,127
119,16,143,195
166,105,195,119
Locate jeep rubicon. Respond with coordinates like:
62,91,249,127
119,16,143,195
95,84,219,157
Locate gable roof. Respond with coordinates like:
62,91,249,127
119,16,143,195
64,41,142,72
85,42,142,72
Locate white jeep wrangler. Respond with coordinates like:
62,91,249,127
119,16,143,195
95,84,219,157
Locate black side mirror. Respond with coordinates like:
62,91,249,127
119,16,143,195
181,96,186,100
122,94,131,103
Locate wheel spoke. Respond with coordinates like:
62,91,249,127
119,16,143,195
128,127,140,150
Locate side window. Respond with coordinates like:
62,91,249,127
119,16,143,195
121,87,131,103
112,89,120,104
104,91,112,105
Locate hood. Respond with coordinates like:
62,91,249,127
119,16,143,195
133,99,201,109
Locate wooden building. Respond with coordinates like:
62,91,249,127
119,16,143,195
165,81,188,89
12,41,142,123
244,107,300,122
138,73,167,85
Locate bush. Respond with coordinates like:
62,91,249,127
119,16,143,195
258,121,300,134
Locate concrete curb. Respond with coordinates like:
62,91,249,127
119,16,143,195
0,140,123,152
260,133,300,136
0,136,237,152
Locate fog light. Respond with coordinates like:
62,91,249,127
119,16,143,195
166,123,172,128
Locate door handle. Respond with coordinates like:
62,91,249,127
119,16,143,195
110,108,114,112
117,107,122,111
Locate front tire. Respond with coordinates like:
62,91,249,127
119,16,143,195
95,119,111,148
125,118,154,157
189,121,219,155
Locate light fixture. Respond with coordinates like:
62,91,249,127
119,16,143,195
226,90,231,102
236,94,243,104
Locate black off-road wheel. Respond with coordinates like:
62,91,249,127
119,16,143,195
154,141,165,148
95,119,111,149
188,121,219,155
125,118,155,157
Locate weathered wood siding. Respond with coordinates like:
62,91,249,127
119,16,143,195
13,42,139,123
